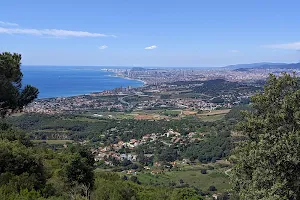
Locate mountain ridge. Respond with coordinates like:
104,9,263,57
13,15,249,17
224,62,300,70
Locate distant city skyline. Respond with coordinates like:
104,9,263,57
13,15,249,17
1,0,300,67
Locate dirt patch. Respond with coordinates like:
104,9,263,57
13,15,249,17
198,109,231,116
182,110,197,115
135,115,154,120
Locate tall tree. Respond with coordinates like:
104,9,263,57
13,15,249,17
0,52,38,118
64,147,95,188
231,73,300,200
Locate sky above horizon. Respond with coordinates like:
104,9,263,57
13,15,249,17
1,0,300,67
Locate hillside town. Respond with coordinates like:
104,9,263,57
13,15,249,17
91,129,205,169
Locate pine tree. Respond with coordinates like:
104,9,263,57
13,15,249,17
0,52,38,118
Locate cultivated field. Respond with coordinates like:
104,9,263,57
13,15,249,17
32,140,74,144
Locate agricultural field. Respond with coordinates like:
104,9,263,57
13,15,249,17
32,139,74,144
126,108,230,121
197,109,231,122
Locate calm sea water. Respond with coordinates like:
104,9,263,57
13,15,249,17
21,66,143,99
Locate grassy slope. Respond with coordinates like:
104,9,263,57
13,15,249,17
136,169,230,193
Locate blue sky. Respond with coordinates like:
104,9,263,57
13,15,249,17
1,0,300,67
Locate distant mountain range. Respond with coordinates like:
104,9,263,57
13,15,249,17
224,62,300,70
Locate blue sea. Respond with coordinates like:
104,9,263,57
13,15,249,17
21,66,143,99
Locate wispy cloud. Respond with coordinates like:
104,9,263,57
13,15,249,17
229,50,239,53
0,21,19,26
0,27,115,38
145,45,157,50
263,42,300,50
99,45,108,50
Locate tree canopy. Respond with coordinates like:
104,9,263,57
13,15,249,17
232,73,300,200
0,52,38,118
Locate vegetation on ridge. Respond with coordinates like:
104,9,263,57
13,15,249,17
231,73,300,200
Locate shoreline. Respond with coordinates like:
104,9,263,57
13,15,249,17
106,74,147,85
37,71,146,100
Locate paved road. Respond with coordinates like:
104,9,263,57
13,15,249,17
118,96,133,109
225,168,232,176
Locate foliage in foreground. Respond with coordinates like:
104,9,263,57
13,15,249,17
0,52,39,118
92,172,203,200
0,125,95,200
231,73,300,200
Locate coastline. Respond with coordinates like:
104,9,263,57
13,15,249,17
106,73,147,85
36,70,146,100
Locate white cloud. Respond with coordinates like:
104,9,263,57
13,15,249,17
145,45,157,50
99,45,108,50
229,50,239,53
263,42,300,50
0,21,19,26
0,27,115,38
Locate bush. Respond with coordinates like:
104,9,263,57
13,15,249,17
207,165,214,170
130,176,138,183
211,157,218,163
209,185,217,191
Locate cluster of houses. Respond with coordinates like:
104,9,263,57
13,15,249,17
92,129,205,166
25,95,126,114
133,93,240,111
